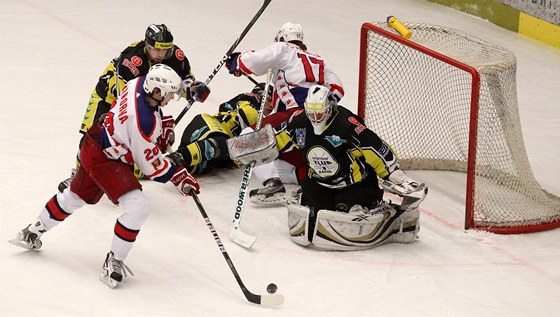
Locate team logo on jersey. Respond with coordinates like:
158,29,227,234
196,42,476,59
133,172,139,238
122,58,140,76
379,143,389,156
131,56,143,66
295,128,306,147
325,135,346,147
175,49,185,61
348,117,366,134
307,146,339,178
354,124,366,134
152,158,161,170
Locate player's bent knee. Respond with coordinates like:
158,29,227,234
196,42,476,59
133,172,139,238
118,189,152,226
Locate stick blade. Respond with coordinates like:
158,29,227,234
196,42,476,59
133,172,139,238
245,291,285,307
230,227,257,248
259,293,285,307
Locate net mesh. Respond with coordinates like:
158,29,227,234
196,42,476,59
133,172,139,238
360,22,560,233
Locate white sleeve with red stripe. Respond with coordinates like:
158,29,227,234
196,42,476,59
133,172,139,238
102,78,176,182
238,42,345,103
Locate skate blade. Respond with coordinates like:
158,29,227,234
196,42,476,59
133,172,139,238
99,273,119,289
250,193,286,205
8,239,40,250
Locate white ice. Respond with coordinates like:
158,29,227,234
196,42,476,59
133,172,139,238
1,0,559,316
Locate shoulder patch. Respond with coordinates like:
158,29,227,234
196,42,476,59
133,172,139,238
348,117,360,125
295,128,306,147
175,49,185,61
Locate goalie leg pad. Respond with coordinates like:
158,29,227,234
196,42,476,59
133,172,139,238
388,207,420,244
311,203,410,251
286,199,311,246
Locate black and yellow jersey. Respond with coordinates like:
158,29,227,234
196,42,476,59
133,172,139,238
97,40,194,107
276,106,400,189
81,41,195,133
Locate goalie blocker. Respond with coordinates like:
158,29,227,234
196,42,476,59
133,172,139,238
227,124,278,166
287,183,427,251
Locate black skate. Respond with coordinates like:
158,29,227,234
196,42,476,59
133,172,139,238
249,177,286,204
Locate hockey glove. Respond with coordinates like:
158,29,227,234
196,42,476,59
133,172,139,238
171,166,200,196
166,151,186,167
156,115,175,152
190,81,210,103
180,79,193,101
225,52,243,77
385,169,422,194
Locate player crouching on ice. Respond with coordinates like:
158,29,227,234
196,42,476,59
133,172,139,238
9,64,200,288
231,85,427,250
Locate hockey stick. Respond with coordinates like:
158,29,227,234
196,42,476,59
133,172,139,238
175,0,272,125
229,69,274,248
245,74,262,87
190,191,285,307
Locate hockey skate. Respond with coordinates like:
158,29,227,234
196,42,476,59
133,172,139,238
249,177,286,204
100,251,134,289
9,220,45,250
58,168,77,193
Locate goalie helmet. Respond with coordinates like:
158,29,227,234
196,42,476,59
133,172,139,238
143,64,182,98
145,24,174,50
274,22,304,43
304,85,337,135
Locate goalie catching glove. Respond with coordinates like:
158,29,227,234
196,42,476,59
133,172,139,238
382,169,428,210
170,166,200,196
384,169,422,194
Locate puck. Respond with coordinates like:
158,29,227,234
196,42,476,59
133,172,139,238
266,283,277,294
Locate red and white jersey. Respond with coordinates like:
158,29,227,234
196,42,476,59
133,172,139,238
99,77,177,183
236,42,344,113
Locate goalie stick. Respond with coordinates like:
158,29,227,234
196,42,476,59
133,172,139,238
190,191,285,307
230,69,274,248
175,0,272,125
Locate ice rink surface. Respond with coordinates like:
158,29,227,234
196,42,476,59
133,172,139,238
1,0,559,316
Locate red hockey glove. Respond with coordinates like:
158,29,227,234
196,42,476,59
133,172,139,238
190,81,211,103
170,166,200,196
156,115,175,152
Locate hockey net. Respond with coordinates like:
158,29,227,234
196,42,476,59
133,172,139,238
358,22,560,234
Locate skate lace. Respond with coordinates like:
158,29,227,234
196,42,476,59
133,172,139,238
112,259,134,278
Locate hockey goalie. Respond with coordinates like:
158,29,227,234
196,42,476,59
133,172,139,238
229,85,428,251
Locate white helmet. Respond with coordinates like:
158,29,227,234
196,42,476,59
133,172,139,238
143,64,181,98
304,85,337,135
274,22,304,43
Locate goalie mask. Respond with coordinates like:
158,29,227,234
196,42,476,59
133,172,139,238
143,64,182,100
274,22,304,43
145,24,174,59
304,85,337,135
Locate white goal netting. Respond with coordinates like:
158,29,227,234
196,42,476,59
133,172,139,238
358,22,560,233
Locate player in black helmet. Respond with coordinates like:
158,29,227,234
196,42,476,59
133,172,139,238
59,23,211,192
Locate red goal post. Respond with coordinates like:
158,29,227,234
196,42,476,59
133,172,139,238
358,22,560,234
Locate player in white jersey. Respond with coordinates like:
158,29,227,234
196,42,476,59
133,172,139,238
10,64,200,289
225,22,345,203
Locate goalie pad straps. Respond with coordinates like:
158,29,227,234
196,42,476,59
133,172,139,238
286,199,312,246
285,202,420,251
